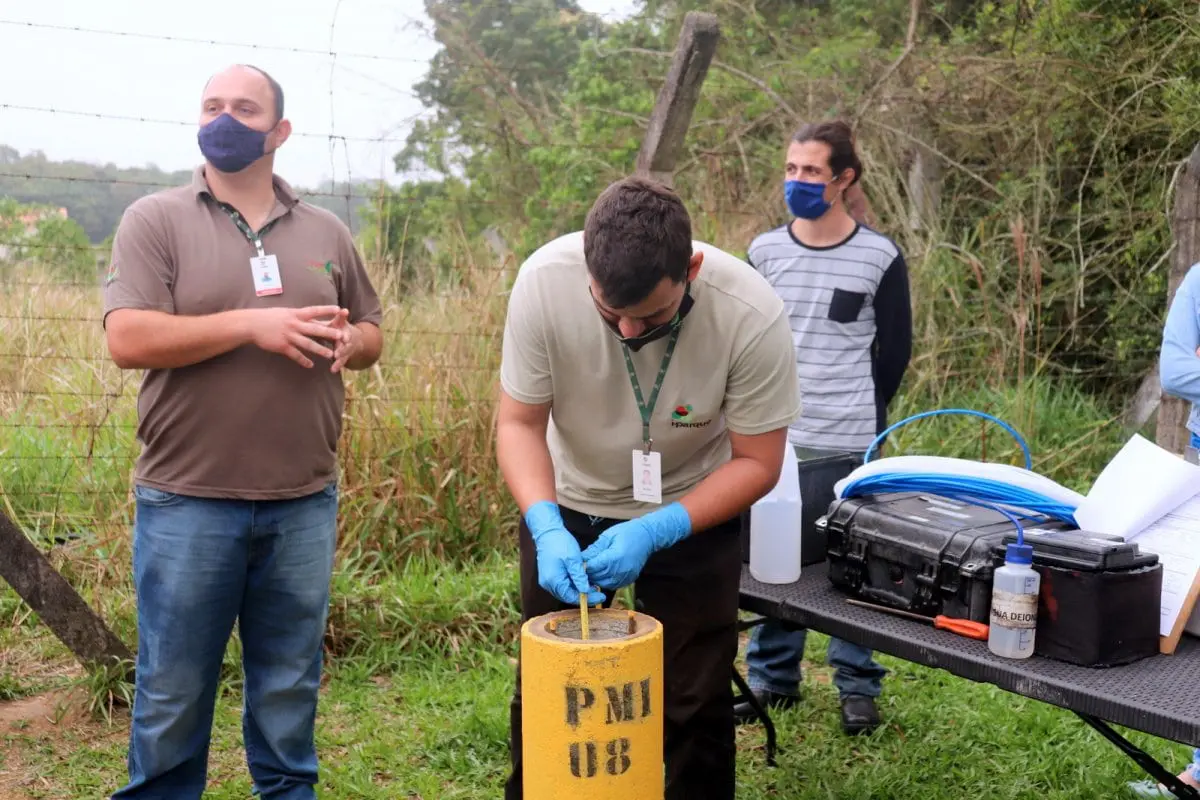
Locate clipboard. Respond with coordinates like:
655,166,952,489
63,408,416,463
1120,498,1200,655
1161,559,1200,654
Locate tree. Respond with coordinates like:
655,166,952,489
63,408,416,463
377,0,610,262
24,213,97,284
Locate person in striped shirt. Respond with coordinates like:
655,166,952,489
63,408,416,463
734,119,913,735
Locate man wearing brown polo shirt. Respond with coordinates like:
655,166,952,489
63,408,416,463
102,64,382,800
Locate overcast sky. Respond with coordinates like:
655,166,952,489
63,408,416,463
1,0,639,188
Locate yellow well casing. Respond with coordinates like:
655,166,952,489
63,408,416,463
520,607,664,799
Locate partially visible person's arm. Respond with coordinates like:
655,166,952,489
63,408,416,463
872,251,913,408
106,307,348,370
329,226,385,372
496,389,558,514
496,262,558,511
676,426,789,532
106,308,250,369
1161,265,1200,404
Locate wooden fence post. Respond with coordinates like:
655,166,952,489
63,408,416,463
635,11,721,187
0,511,133,674
907,142,942,231
1156,143,1200,454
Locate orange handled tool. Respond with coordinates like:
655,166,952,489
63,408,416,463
845,598,990,641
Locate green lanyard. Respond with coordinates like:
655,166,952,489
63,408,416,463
621,327,680,454
218,203,279,258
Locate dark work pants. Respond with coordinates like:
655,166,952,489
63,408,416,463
504,506,742,800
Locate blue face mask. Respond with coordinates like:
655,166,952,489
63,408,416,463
785,179,831,220
197,113,270,173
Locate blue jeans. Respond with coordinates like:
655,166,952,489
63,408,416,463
746,622,886,699
111,482,339,800
745,445,887,699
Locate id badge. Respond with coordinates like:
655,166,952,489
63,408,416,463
251,254,283,297
632,450,663,504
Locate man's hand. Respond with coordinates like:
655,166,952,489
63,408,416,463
248,306,349,368
526,501,605,605
328,313,364,373
580,503,692,590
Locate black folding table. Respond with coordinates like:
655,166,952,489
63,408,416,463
737,567,1200,798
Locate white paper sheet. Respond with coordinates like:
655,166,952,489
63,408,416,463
1127,495,1200,637
1074,434,1200,540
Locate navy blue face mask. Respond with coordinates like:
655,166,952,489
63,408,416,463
198,113,270,173
785,179,831,220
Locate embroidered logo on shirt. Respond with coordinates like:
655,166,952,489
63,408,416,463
670,403,712,429
307,260,336,279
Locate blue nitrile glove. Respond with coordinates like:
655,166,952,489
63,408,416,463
526,501,605,605
579,502,692,590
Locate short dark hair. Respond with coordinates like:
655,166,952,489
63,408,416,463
241,64,285,124
583,176,693,309
792,120,862,186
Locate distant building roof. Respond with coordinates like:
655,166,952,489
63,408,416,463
2,206,68,233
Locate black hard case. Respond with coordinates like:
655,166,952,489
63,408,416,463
820,492,1162,666
739,451,859,567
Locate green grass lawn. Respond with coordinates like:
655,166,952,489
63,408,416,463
0,555,1192,799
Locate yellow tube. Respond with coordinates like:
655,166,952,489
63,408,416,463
520,607,664,799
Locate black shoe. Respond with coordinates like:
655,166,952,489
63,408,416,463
840,694,881,735
733,688,798,724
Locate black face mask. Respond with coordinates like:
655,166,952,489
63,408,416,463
595,282,694,352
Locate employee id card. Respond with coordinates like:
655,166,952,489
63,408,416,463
252,254,283,297
632,450,662,504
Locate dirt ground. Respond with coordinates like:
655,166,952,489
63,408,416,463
0,690,78,799
0,651,118,800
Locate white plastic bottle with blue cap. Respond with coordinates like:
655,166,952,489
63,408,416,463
988,542,1040,659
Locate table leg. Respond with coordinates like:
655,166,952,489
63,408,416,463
734,616,779,766
1075,712,1200,799
732,666,777,767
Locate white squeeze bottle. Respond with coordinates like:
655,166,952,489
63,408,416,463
749,444,803,584
988,542,1040,659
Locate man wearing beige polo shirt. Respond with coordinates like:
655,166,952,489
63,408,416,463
102,64,382,800
498,176,802,799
